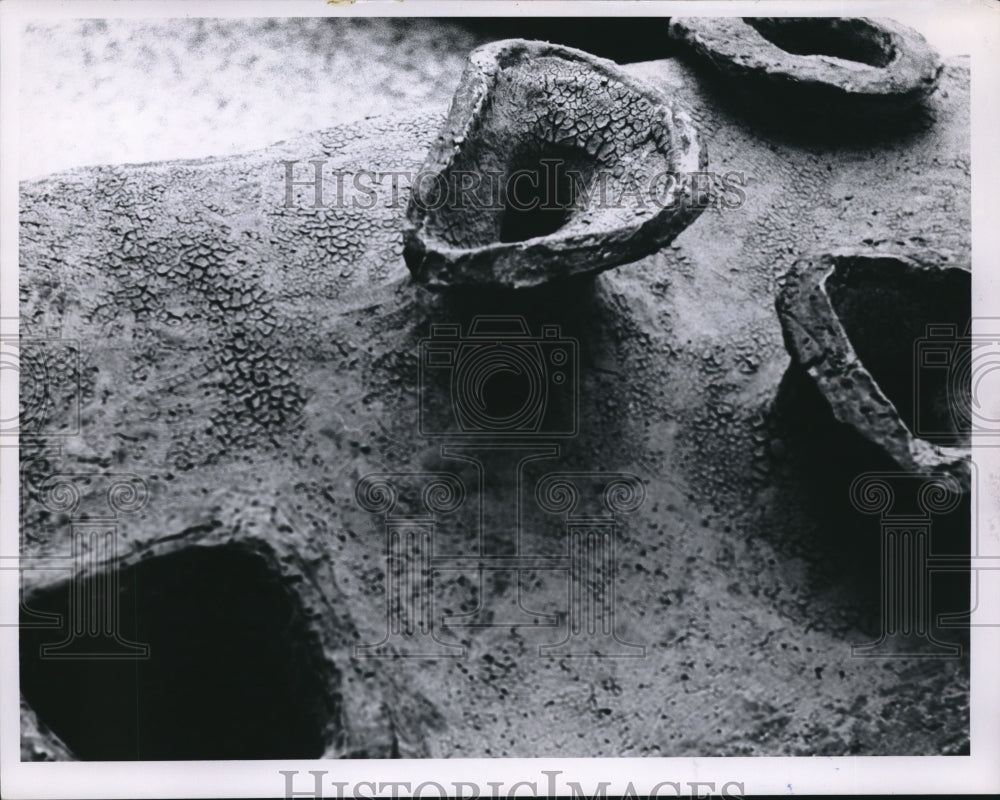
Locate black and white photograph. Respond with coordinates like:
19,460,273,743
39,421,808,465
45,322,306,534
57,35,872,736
1,1,998,797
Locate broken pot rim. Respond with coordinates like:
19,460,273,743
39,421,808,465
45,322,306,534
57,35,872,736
668,16,942,98
465,37,692,112
405,38,707,257
778,248,970,487
405,191,704,266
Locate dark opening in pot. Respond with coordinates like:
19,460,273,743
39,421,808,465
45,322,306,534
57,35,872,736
824,256,971,448
20,543,338,760
744,18,895,68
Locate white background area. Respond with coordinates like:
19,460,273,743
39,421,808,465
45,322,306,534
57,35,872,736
17,9,970,181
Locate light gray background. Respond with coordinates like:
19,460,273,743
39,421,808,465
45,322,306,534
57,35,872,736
19,16,958,180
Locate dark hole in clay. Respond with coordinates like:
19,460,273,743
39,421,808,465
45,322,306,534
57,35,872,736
20,544,337,760
824,258,970,448
479,365,534,420
744,18,895,68
499,145,593,243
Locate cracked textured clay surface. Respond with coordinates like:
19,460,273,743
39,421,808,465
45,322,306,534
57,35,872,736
403,39,706,289
668,17,943,118
19,37,970,758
